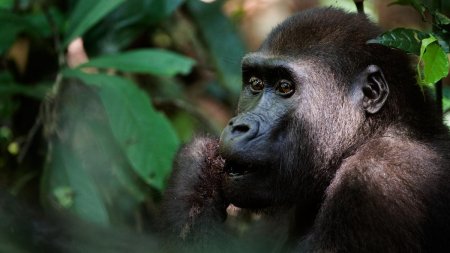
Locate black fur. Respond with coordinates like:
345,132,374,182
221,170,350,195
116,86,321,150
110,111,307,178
163,8,450,252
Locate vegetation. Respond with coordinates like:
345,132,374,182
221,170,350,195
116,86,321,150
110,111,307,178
1,0,244,229
371,0,450,113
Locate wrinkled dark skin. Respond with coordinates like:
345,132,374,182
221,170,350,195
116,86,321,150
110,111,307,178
162,8,450,253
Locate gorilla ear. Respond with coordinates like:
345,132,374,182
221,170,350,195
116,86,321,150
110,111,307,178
353,65,389,114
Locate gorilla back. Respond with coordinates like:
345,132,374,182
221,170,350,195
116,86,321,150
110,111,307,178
163,8,450,253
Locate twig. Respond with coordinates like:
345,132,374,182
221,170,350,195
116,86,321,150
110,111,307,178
354,0,365,14
18,110,42,163
18,73,63,162
43,5,65,68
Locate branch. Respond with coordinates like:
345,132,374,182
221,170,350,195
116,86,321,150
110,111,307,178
354,0,365,14
43,6,65,68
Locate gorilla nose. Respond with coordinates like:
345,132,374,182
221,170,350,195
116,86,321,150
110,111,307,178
229,118,259,139
231,122,250,135
221,117,259,145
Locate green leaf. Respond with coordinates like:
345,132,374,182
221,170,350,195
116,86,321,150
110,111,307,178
43,139,110,225
53,186,75,209
0,82,51,99
63,0,125,48
435,12,450,25
419,37,449,87
420,36,437,56
62,69,180,190
147,0,185,22
79,49,195,76
25,7,65,38
42,78,155,227
368,28,430,55
171,111,197,143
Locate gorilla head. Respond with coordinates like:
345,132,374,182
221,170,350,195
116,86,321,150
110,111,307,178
219,8,425,209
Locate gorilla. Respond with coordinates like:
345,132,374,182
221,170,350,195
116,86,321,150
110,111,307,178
162,8,450,253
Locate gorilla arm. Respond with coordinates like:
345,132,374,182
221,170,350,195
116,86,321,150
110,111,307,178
305,137,435,253
161,137,228,245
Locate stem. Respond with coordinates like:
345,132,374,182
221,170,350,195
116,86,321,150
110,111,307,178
17,113,42,163
43,6,65,68
431,0,443,116
354,0,365,14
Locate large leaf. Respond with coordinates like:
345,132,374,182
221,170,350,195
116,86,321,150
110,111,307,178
42,79,154,227
186,0,246,101
63,0,125,48
62,69,180,190
419,36,449,86
368,28,430,55
44,140,110,226
79,49,195,76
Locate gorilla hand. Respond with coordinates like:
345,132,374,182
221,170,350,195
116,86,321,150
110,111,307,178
162,137,227,241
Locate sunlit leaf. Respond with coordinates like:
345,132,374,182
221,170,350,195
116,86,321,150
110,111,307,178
368,28,430,55
63,0,125,48
435,12,450,25
79,49,195,76
419,37,449,87
53,186,75,208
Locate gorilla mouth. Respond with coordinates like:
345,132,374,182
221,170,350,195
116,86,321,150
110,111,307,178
224,160,256,177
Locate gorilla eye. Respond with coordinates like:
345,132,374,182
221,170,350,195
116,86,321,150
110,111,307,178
276,80,295,96
249,77,264,93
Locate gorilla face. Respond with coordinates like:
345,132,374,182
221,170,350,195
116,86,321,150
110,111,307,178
219,54,317,209
218,52,385,209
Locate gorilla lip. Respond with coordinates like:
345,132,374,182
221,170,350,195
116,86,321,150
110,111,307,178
224,160,255,177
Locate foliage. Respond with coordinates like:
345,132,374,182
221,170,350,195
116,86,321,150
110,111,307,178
0,0,244,231
370,0,450,88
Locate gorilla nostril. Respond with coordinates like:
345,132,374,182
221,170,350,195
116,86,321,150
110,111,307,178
232,124,250,134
